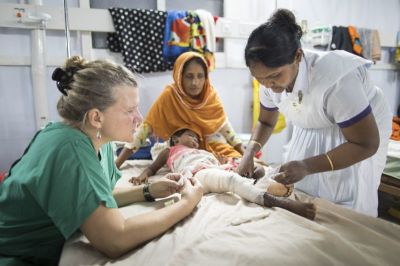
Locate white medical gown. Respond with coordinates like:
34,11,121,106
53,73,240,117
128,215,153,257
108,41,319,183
260,50,392,216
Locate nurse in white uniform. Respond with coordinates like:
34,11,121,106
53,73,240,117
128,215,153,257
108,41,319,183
237,9,392,216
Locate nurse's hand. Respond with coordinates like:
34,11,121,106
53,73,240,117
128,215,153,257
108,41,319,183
149,177,183,198
273,160,310,185
237,153,255,178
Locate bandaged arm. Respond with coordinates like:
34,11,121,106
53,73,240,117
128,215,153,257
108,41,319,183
115,123,152,169
218,120,243,153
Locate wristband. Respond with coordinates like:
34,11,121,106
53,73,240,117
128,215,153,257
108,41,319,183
143,183,155,202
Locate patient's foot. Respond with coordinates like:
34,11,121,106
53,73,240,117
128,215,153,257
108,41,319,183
255,175,293,197
267,183,293,197
263,193,316,220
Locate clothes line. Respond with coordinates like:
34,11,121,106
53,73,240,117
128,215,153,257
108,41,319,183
0,2,398,70
1,3,397,46
305,25,383,63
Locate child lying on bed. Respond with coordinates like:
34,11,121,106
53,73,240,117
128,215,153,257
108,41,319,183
130,129,316,220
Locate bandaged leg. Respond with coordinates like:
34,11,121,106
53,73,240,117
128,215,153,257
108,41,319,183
195,168,265,205
194,168,316,219
255,166,293,197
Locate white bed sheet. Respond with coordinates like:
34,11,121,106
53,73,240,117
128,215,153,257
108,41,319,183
60,160,400,266
387,139,400,159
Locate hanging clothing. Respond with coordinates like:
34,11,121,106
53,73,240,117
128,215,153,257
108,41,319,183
259,50,392,216
125,52,242,158
0,122,120,266
188,11,207,52
358,28,382,62
107,8,173,73
348,26,363,56
190,10,215,70
195,9,216,53
163,10,215,68
330,26,353,53
370,30,382,62
163,10,191,62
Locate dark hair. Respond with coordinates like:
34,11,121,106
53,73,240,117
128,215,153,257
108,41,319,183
182,57,208,78
169,129,190,146
245,9,303,68
53,56,137,127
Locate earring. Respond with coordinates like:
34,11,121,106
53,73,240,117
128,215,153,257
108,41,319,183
96,129,102,140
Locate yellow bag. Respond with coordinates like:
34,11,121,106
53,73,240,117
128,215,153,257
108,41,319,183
253,79,286,133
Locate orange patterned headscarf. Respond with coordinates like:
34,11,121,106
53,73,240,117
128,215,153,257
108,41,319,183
144,52,226,146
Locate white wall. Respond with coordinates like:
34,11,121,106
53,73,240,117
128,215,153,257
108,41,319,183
0,0,399,171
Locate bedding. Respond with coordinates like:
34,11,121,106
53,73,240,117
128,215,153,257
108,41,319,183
60,160,400,266
383,139,400,180
380,139,400,197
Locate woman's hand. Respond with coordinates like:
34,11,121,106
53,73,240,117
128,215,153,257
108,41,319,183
148,176,183,199
180,177,203,207
237,153,255,178
273,160,310,185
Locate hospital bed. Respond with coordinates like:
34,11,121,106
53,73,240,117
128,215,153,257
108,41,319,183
380,139,400,198
60,160,400,266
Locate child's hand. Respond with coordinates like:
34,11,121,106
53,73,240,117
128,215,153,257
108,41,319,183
129,173,148,185
216,155,229,164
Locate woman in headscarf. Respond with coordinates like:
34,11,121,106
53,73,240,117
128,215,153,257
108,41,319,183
116,52,244,168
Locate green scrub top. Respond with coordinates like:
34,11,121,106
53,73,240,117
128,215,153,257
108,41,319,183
0,122,121,266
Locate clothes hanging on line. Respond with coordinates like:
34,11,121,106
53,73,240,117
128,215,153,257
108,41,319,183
348,25,363,56
330,26,353,53
358,28,382,62
107,8,173,73
162,10,191,62
195,9,217,53
163,10,216,69
107,8,217,73
326,25,381,62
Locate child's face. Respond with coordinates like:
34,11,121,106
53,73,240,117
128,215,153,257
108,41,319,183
176,130,199,149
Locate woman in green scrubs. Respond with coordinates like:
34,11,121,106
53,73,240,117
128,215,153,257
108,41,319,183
0,56,203,266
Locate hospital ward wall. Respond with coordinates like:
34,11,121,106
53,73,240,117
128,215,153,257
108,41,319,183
0,0,399,172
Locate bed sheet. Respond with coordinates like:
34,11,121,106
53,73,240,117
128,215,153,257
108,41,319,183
387,139,400,159
383,139,400,180
60,160,400,266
